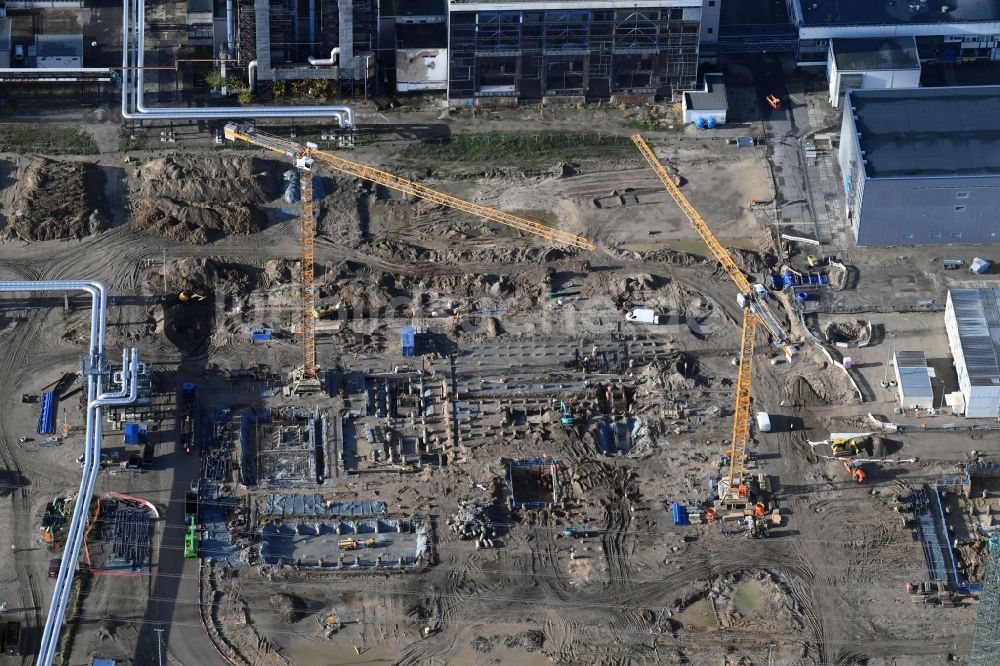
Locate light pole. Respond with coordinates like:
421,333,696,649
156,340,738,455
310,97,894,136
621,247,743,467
882,331,896,388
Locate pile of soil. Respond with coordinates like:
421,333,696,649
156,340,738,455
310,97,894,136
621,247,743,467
727,247,773,275
133,155,280,203
824,320,867,344
268,592,307,623
130,198,266,244
5,157,107,241
629,247,705,266
129,156,279,244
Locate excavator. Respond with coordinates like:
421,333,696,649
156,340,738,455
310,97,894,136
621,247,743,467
631,133,799,514
224,123,596,395
844,460,866,484
178,291,206,303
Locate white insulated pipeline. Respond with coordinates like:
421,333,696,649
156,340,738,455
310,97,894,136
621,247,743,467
0,282,140,666
121,0,355,125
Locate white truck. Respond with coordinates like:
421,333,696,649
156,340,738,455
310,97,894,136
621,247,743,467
756,411,772,433
626,308,661,324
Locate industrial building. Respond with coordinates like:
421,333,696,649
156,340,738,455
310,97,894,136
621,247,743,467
838,86,1000,246
827,37,921,107
945,288,1000,419
785,0,1000,65
35,34,83,69
681,72,726,124
893,351,934,410
447,0,704,106
378,0,447,92
238,0,377,86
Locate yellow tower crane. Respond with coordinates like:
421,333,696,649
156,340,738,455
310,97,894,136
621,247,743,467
631,133,796,360
224,123,596,392
631,133,798,505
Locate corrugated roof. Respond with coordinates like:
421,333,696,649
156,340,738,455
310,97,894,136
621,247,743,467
949,288,1000,387
894,351,933,401
895,350,928,368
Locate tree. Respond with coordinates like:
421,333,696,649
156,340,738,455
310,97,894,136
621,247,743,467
226,75,247,93
271,80,287,98
237,90,252,105
205,70,222,90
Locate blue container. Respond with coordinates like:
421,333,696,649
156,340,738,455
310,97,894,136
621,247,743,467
671,502,689,526
820,274,830,285
768,274,781,290
707,117,717,129
795,292,809,303
695,117,706,129
401,326,416,357
125,423,141,445
782,271,795,288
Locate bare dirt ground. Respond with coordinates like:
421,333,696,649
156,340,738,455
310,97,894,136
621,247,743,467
0,98,993,666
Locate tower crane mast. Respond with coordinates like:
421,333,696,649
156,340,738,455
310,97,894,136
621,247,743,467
631,133,796,361
224,122,596,393
630,133,797,505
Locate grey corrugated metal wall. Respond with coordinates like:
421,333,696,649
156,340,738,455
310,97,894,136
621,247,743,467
856,175,1000,246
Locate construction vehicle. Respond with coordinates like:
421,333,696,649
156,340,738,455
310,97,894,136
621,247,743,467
625,308,661,324
339,538,366,550
844,460,866,483
561,525,587,538
831,438,860,458
632,133,798,509
224,123,595,395
631,133,796,361
765,94,781,110
178,291,206,303
559,400,574,425
184,517,197,558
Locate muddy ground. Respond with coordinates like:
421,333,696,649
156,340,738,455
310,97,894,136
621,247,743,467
0,95,996,666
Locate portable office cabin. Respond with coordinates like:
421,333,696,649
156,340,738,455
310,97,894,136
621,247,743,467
893,351,933,410
944,288,1000,418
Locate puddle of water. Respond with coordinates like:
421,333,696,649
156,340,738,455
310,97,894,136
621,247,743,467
732,581,764,616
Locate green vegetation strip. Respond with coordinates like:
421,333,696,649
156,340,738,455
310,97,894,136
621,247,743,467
0,125,98,155
58,570,91,666
401,131,633,164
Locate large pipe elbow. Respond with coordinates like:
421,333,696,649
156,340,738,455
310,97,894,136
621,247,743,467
308,47,340,66
248,59,257,91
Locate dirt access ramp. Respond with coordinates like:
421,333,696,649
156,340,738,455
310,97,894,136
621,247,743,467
128,155,282,244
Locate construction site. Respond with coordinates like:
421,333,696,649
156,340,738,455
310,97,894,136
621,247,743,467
2,60,1000,666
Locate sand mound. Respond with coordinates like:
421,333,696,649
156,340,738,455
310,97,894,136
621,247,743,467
130,196,265,244
134,155,280,204
6,157,107,241
129,155,279,243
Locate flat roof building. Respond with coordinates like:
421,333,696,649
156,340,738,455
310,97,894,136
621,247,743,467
682,72,726,124
945,288,1000,418
785,0,1000,65
893,351,934,410
838,86,1000,245
35,34,84,69
828,37,921,106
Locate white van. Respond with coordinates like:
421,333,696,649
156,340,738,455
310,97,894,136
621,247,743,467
755,411,771,433
752,283,768,301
